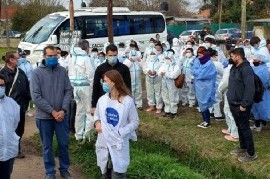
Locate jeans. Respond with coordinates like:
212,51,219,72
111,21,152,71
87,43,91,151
36,117,70,176
0,158,15,179
201,109,210,123
102,154,126,179
230,105,255,156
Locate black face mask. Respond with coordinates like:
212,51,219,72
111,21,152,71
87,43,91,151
253,62,260,66
228,58,234,64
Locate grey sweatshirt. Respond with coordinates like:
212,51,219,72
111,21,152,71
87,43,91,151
30,62,73,119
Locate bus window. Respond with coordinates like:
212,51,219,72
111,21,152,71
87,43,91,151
113,16,130,36
54,18,80,42
154,16,165,33
84,16,107,38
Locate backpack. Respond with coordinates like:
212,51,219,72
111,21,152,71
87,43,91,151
253,73,264,103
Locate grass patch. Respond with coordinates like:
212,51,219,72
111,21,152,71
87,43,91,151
0,47,17,64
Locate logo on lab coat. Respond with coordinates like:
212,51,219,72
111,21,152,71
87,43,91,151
106,107,119,127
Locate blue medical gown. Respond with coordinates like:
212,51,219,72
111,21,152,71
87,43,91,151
252,64,270,121
191,58,217,111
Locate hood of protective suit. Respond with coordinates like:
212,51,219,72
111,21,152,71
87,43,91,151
259,38,267,47
70,46,88,57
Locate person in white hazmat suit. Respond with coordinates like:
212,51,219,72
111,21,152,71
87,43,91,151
143,49,163,113
68,40,95,141
208,49,224,120
250,36,270,63
218,63,239,142
181,48,196,107
123,45,143,110
158,50,181,119
94,70,139,178
171,38,181,59
143,38,156,62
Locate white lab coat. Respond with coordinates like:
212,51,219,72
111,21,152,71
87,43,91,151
123,51,143,108
94,94,139,174
68,45,95,140
58,56,69,70
158,62,181,113
0,96,20,161
143,55,163,109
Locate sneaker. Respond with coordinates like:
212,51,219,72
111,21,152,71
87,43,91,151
196,107,201,112
16,152,25,159
156,109,162,114
162,113,170,117
45,175,56,179
137,107,143,111
182,103,187,106
215,116,225,122
26,111,34,117
197,122,210,128
238,153,257,163
250,124,262,132
189,104,194,108
170,113,177,119
224,135,239,142
230,148,247,155
60,171,73,179
146,106,155,112
221,129,230,135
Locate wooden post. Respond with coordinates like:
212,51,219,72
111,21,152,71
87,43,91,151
218,0,223,30
241,0,246,39
107,0,113,44
69,0,74,31
4,0,10,48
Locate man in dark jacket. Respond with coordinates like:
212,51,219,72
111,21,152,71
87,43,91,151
0,51,31,159
30,46,73,179
227,48,257,163
91,44,131,115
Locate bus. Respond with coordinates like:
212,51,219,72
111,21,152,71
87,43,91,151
18,7,167,63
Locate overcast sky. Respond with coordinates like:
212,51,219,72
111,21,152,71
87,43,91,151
62,0,200,12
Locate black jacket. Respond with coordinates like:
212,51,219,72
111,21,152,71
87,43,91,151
91,60,131,108
0,65,31,111
227,60,255,108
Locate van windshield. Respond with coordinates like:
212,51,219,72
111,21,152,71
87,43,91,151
23,14,65,44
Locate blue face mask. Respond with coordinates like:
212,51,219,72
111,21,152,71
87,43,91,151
99,57,105,62
0,86,6,99
107,56,118,66
45,57,58,67
18,58,27,66
102,82,110,93
131,50,137,56
254,46,259,51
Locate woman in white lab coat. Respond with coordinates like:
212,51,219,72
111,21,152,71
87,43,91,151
94,70,139,179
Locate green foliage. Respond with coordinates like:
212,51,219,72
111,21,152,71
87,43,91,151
11,2,65,32
0,47,17,64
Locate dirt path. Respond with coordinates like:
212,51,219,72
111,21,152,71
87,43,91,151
11,110,85,179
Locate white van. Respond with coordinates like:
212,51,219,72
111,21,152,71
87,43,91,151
18,7,167,63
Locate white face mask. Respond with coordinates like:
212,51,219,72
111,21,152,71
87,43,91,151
165,58,171,64
204,43,211,48
185,52,192,58
91,52,98,58
149,42,155,47
186,44,192,48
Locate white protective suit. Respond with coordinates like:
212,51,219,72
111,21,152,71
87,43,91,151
181,56,196,106
143,54,163,109
123,50,143,108
94,94,139,174
68,45,95,140
171,38,181,59
18,59,33,81
250,38,270,63
143,43,155,62
158,53,181,114
0,96,20,161
58,56,69,70
211,60,224,118
218,65,238,138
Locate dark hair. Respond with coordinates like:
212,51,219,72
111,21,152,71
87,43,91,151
204,37,214,44
197,46,208,56
98,52,106,56
250,36,261,46
230,48,245,59
129,43,139,51
2,51,17,62
55,47,61,51
119,42,125,48
149,38,155,42
155,43,163,52
106,44,118,54
156,34,160,38
78,39,90,51
92,48,98,52
186,40,195,46
167,49,175,54
61,51,68,57
208,48,218,57
104,70,131,101
267,39,270,45
185,48,194,54
43,46,56,56
0,74,6,84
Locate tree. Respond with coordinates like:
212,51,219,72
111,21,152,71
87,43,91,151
11,1,65,32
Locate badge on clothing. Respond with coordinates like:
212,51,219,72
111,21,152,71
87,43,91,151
106,107,119,127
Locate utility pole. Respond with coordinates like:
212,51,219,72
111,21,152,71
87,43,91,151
4,0,10,48
69,0,74,31
107,0,113,44
218,0,223,29
241,0,246,39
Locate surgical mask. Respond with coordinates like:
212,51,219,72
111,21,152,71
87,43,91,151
163,46,168,51
185,52,192,58
253,62,260,66
118,48,125,52
45,57,58,67
149,42,155,47
254,46,259,51
18,58,27,66
107,56,118,66
165,58,171,64
99,57,105,62
0,86,5,99
204,43,211,48
186,44,192,48
155,51,161,55
91,52,98,58
149,54,157,61
131,49,137,56
102,82,110,93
